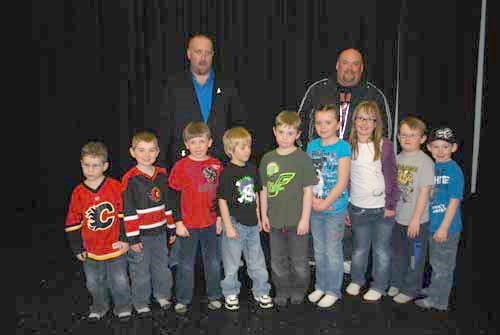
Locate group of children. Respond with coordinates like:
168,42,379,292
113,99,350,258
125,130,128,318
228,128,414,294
65,101,464,321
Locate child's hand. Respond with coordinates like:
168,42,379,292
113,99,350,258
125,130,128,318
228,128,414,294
296,219,309,235
312,198,332,212
384,209,396,218
216,217,222,235
433,227,448,243
257,220,263,232
176,221,190,237
168,235,176,245
345,213,351,226
115,241,129,252
407,220,420,239
225,225,239,240
131,242,143,252
261,216,271,232
76,252,87,261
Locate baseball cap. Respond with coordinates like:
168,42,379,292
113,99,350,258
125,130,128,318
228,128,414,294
428,127,457,144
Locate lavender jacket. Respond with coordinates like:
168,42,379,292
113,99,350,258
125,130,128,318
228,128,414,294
380,138,400,211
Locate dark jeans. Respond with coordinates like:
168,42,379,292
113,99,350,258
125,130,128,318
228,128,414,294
390,222,429,297
175,224,222,305
269,228,310,300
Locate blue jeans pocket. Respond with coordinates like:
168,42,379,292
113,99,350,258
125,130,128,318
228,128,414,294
127,249,144,264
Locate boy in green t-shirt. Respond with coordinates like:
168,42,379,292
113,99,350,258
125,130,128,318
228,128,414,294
259,111,317,307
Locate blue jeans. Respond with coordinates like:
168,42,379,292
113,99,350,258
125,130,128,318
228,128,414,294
175,224,222,305
425,232,460,310
349,204,394,294
220,218,271,297
390,221,429,297
83,254,132,315
310,211,346,298
269,228,310,299
127,231,173,310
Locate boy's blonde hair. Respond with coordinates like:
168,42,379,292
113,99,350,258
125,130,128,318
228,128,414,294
275,110,301,130
183,121,212,142
131,130,158,148
314,103,339,121
350,101,384,161
81,141,108,162
223,127,252,157
399,115,427,136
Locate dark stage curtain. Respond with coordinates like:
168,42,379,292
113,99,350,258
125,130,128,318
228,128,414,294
37,0,482,212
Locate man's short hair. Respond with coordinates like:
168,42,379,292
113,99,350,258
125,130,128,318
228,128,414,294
186,33,214,49
81,141,108,162
399,116,427,135
222,127,252,157
183,121,212,142
275,110,301,131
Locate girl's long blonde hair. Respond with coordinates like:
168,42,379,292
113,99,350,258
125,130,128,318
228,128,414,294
349,100,384,161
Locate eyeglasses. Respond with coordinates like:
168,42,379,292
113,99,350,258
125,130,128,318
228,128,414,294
192,49,214,57
355,116,377,123
398,133,421,139
82,163,104,169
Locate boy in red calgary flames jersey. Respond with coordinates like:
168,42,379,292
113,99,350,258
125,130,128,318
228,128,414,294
65,142,132,320
122,130,176,315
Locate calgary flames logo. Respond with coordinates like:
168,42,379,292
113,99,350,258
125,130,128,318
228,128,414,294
149,186,161,202
85,202,115,231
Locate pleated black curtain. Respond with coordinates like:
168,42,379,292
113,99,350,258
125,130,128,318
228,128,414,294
37,0,480,211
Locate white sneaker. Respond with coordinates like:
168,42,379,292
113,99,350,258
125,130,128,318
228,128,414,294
393,293,413,304
224,295,240,310
208,300,222,310
343,260,351,274
174,303,188,314
308,289,325,303
88,312,104,320
387,286,400,297
117,311,132,318
136,306,151,314
346,282,361,296
254,294,273,309
317,294,338,308
157,298,171,310
363,289,382,301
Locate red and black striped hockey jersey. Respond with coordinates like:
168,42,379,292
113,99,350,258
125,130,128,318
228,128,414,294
121,166,176,245
65,177,127,261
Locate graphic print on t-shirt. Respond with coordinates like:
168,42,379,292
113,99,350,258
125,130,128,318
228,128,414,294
398,163,417,203
310,150,339,199
236,176,256,204
266,162,295,198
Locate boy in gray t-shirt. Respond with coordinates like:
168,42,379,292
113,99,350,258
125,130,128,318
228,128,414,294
259,111,317,307
389,116,434,304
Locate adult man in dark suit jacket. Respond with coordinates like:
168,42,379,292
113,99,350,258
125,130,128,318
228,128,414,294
160,34,246,169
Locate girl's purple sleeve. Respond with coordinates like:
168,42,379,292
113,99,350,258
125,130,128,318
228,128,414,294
381,138,400,210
